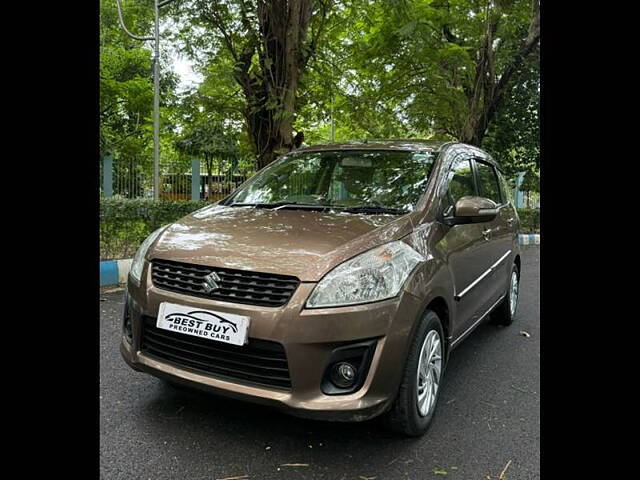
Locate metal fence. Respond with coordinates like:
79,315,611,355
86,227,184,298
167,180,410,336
511,172,539,209
101,155,257,201
520,190,540,209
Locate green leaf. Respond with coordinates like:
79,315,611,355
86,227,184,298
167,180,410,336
397,20,417,37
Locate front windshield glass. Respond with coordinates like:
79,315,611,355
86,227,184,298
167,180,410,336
229,150,436,212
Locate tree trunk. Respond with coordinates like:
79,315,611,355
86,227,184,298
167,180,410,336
459,0,540,146
208,0,327,170
234,1,313,169
195,1,326,167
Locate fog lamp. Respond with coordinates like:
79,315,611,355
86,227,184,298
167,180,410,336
331,362,357,388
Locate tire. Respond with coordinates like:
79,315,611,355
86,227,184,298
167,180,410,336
382,310,445,436
492,263,520,326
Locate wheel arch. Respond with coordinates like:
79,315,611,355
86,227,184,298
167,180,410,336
423,296,452,358
514,253,521,276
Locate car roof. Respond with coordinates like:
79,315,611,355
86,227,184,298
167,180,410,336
295,139,451,153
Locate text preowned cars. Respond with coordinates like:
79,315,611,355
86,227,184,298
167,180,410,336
121,140,521,436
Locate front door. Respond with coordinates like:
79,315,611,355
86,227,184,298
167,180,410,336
436,153,488,338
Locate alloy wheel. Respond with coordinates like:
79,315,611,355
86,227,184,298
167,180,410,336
509,270,519,316
416,330,442,417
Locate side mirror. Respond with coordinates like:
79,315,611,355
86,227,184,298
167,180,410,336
444,196,498,226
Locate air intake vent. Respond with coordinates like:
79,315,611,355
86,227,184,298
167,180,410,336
141,316,291,390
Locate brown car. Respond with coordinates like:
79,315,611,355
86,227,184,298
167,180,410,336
121,140,521,436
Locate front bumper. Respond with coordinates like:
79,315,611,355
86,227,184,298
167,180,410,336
121,264,423,422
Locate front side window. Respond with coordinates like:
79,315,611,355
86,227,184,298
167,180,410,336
446,157,476,204
475,160,502,204
230,150,436,212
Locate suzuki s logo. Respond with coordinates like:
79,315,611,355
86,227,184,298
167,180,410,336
202,271,221,293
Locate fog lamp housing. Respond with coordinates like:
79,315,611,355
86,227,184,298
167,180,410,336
321,339,378,395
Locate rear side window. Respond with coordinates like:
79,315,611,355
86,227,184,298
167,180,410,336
475,160,502,204
447,157,475,203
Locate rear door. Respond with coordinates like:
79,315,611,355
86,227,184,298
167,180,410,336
472,158,514,308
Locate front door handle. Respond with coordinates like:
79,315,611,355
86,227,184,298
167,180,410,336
482,228,492,240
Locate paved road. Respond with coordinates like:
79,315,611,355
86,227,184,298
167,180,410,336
100,247,539,480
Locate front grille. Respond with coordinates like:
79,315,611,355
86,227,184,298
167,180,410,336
151,259,300,307
140,316,291,389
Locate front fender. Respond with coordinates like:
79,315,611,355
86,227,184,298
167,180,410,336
403,222,457,347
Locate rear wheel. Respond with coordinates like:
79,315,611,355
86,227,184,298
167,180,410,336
382,310,445,436
492,263,520,326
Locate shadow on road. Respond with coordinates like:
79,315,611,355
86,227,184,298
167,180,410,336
133,319,508,448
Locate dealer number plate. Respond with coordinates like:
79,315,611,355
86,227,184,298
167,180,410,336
156,302,250,346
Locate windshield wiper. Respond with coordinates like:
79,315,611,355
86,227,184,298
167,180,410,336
231,201,406,214
341,204,408,215
230,201,295,208
274,204,335,211
230,201,331,211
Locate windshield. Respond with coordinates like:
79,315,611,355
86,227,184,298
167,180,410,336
228,150,436,213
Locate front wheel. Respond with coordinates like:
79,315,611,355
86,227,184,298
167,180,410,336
382,310,445,436
492,263,520,326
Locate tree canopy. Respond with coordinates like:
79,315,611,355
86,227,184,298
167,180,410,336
100,0,540,187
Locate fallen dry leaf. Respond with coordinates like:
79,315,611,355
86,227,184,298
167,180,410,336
499,460,512,480
280,463,309,467
434,468,448,475
510,384,529,394
386,457,400,467
519,331,530,338
103,287,124,294
216,476,249,480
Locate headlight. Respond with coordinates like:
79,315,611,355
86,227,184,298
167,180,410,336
130,226,166,283
306,241,424,308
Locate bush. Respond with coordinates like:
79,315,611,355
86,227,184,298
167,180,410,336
100,198,208,260
517,208,540,234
